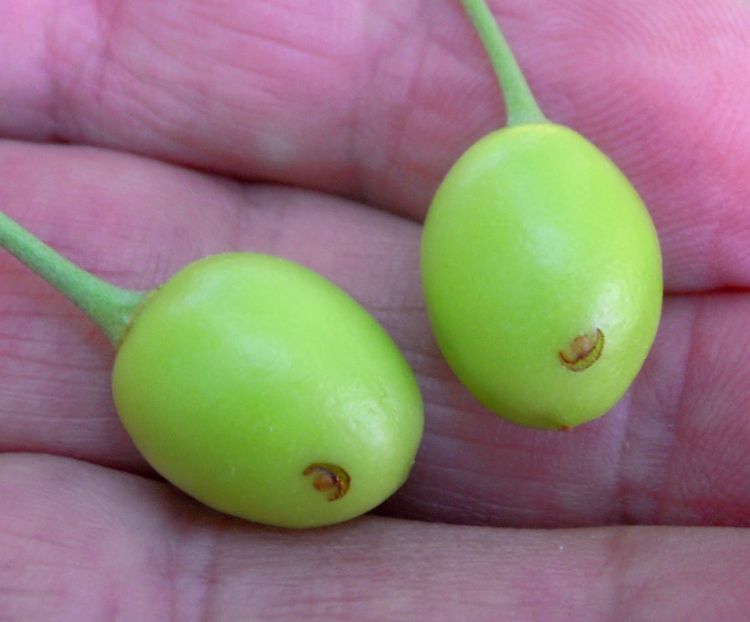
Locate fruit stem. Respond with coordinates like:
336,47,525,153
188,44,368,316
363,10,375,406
459,0,547,126
0,211,147,347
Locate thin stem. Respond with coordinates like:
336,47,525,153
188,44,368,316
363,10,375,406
0,211,147,347
459,0,547,126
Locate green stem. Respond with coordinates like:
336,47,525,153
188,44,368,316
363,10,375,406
459,0,547,126
0,211,147,347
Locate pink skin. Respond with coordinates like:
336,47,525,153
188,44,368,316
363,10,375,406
1,0,749,618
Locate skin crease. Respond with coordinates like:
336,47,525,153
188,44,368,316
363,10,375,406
0,0,749,619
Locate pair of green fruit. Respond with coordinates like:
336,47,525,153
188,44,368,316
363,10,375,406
0,0,662,528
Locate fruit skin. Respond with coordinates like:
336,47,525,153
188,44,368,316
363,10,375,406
421,123,663,429
112,254,423,528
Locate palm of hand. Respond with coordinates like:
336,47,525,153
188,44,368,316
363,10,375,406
2,1,750,619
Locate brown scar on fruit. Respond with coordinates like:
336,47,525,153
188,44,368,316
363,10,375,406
559,328,605,371
303,463,350,501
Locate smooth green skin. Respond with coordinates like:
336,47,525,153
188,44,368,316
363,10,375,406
421,123,663,429
112,254,424,528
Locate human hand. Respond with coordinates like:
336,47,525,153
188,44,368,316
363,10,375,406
1,1,749,619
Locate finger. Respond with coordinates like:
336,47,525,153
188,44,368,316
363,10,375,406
385,291,750,528
2,453,750,621
2,1,750,290
0,140,421,473
1,141,749,528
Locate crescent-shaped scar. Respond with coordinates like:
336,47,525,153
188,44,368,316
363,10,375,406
303,463,351,501
559,328,605,371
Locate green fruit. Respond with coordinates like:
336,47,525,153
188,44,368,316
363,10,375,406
113,254,423,528
0,210,424,528
420,0,664,428
421,123,662,428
